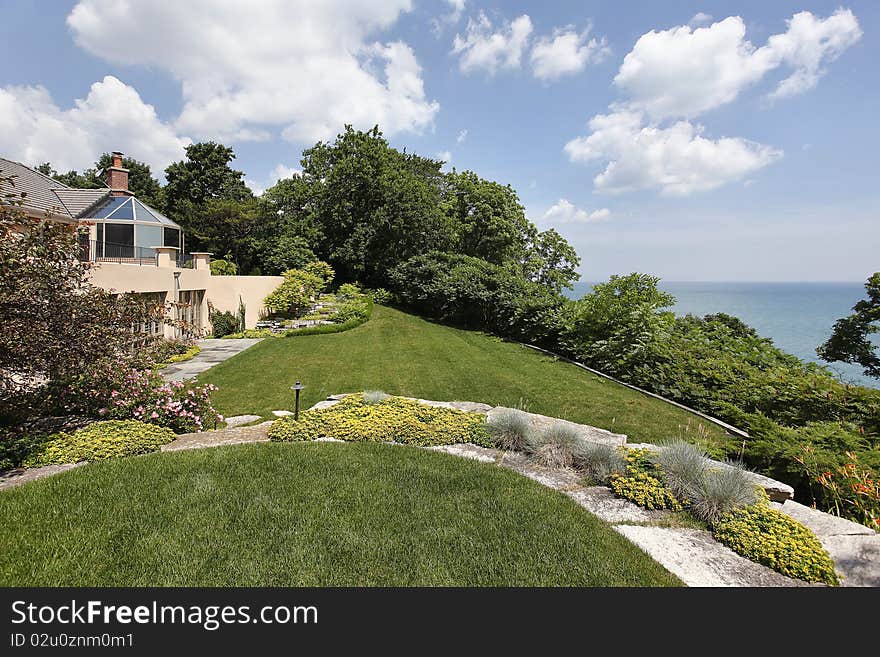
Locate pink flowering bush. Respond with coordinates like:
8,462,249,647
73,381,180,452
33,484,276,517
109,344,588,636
80,367,222,434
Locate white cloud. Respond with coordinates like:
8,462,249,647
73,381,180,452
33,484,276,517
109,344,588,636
432,0,466,33
436,150,452,162
67,0,439,145
451,12,533,75
614,10,861,121
565,9,858,196
0,75,188,174
456,129,468,144
530,26,610,80
688,13,713,28
565,110,782,196
272,163,301,181
765,10,863,99
542,199,611,224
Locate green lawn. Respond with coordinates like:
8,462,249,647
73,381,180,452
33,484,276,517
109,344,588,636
201,305,731,450
0,443,681,586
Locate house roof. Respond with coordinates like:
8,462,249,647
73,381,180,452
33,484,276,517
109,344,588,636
0,157,175,227
0,157,109,221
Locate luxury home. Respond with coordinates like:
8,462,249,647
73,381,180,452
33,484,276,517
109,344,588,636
0,153,281,337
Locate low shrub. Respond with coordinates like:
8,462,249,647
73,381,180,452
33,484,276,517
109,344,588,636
610,448,682,511
163,344,201,364
146,338,196,365
575,442,626,484
268,394,491,447
24,420,175,466
368,288,393,304
689,463,760,525
336,283,361,300
713,503,839,585
486,408,533,451
331,298,370,324
81,368,221,433
653,441,708,501
221,329,276,339
531,424,582,469
210,310,240,338
209,259,238,276
282,297,373,337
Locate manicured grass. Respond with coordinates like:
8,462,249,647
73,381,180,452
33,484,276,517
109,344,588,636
0,443,681,586
200,305,731,450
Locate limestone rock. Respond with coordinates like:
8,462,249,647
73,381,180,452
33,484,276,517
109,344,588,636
489,407,627,446
223,414,262,428
821,534,880,587
271,410,294,417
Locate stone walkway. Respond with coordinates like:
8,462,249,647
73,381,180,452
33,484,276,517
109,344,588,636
161,338,263,382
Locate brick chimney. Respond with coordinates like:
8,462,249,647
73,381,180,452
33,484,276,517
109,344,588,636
104,151,130,196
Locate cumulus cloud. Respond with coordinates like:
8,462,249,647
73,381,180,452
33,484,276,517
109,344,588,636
688,13,713,28
530,26,610,80
0,75,188,173
451,12,533,75
564,110,782,196
614,10,861,121
67,0,439,145
542,199,611,224
565,9,858,196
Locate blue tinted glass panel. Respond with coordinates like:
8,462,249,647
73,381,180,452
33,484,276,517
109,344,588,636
91,197,130,219
133,199,160,222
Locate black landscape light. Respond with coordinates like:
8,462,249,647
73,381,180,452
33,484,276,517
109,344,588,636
291,381,305,420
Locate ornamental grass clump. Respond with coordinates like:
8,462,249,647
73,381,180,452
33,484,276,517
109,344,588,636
486,408,533,451
689,462,760,526
575,442,626,484
653,440,708,501
363,390,389,405
531,423,583,469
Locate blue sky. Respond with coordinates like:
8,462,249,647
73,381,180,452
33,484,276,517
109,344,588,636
1,1,877,282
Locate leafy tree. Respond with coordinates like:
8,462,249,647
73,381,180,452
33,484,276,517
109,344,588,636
186,198,265,273
258,235,317,276
526,228,581,292
263,268,324,318
818,273,880,379
443,170,532,266
303,261,335,291
300,126,453,284
209,259,238,276
558,273,676,374
0,190,162,424
164,142,252,239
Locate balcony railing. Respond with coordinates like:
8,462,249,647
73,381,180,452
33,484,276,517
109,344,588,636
78,239,158,266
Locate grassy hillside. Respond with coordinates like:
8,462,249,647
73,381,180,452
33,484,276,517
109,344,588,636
201,305,732,450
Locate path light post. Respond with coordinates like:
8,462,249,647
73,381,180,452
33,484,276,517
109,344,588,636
291,381,305,420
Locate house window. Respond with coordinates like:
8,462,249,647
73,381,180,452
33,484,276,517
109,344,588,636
164,227,181,249
105,223,134,258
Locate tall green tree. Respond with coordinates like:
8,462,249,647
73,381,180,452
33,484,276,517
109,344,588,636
300,126,453,284
443,170,533,266
818,273,880,378
187,198,266,273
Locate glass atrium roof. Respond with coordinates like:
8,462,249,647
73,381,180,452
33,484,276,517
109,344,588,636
86,196,180,227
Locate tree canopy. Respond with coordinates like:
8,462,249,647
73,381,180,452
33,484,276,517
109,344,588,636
818,273,880,379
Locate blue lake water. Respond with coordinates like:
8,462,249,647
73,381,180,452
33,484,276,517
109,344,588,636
566,281,878,389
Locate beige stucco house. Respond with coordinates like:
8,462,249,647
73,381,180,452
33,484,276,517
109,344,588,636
0,153,282,337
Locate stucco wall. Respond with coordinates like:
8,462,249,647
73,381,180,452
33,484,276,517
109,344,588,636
204,274,284,328
88,262,282,333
